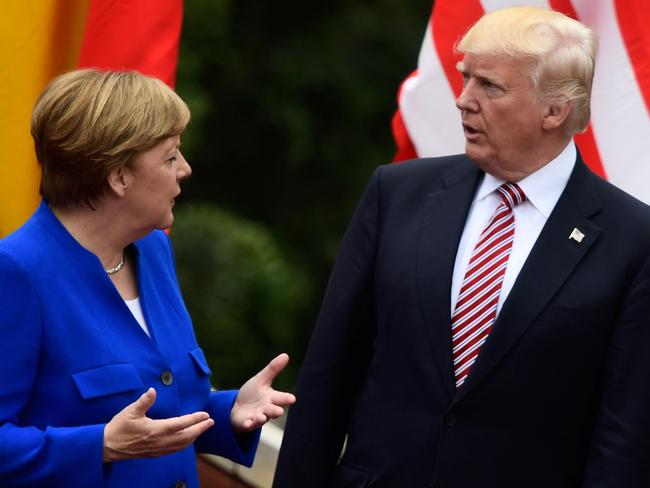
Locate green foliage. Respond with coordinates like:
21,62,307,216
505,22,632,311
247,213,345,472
174,0,432,384
171,203,310,390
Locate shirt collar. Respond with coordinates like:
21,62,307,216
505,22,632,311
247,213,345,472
475,141,576,217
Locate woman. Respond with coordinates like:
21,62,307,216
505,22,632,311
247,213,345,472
0,69,295,487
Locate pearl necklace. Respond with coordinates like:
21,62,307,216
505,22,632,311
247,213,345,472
104,254,125,275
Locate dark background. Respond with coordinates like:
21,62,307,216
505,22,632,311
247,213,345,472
171,0,433,390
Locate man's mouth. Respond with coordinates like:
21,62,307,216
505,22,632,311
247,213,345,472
462,123,481,139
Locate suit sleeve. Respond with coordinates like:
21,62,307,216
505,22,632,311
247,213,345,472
273,167,383,488
0,252,106,487
582,253,650,486
194,389,261,466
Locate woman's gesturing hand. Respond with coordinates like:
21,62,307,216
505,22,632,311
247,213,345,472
103,388,214,462
230,353,297,433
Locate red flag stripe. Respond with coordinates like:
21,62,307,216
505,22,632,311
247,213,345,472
392,71,420,162
614,0,650,116
78,0,183,87
571,0,650,202
431,0,484,99
547,0,606,178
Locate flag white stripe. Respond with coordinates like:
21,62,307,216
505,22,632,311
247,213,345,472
398,1,650,203
399,23,466,157
571,0,650,204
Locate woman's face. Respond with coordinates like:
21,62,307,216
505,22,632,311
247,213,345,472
125,135,191,231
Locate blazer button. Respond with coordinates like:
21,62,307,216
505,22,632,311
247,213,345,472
161,370,174,386
173,481,186,488
444,413,457,427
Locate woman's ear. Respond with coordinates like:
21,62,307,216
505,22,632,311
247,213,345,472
542,100,572,131
107,165,131,197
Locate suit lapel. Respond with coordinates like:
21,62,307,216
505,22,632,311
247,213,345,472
452,157,603,404
418,159,482,399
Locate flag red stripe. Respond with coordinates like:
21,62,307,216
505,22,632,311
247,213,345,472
392,110,419,162
546,0,606,178
431,0,484,98
78,0,183,87
392,70,420,162
614,0,650,117
573,127,606,178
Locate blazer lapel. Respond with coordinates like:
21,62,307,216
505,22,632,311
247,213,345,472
418,159,482,399
452,158,603,404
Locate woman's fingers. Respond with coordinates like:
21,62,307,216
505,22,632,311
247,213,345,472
104,397,215,462
156,417,215,452
271,390,296,407
129,387,157,417
155,411,211,435
257,353,290,384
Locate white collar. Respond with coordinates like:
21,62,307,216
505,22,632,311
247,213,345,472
475,141,576,217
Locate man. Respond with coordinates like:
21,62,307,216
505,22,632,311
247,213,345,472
274,6,650,487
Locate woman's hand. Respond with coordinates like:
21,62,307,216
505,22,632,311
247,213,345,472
103,388,214,462
230,353,297,433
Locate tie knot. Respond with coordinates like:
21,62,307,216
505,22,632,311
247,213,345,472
496,183,526,209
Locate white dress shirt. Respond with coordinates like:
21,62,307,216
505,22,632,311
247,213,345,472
125,296,151,336
450,141,577,315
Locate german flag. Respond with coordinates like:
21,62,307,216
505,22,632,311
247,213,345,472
0,0,183,236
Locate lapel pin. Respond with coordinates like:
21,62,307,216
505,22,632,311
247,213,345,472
569,227,585,243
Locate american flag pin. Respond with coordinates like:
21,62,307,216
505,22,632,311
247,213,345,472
569,227,585,243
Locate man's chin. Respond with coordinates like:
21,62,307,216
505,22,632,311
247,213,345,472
464,144,485,165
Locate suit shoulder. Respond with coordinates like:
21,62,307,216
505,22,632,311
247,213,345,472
378,154,470,179
590,175,650,223
372,154,473,193
0,213,50,267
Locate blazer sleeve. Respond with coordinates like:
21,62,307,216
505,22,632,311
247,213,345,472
0,252,106,487
273,167,383,487
194,389,261,466
582,253,650,486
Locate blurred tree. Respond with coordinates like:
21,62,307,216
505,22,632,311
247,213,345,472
174,0,431,382
171,204,310,390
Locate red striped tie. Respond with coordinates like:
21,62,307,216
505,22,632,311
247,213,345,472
452,182,526,389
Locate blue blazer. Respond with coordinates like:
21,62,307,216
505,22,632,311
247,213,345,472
0,201,259,487
275,154,650,487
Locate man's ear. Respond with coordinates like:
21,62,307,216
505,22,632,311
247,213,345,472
107,165,131,197
542,100,572,131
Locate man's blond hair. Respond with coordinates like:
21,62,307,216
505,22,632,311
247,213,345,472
457,6,598,135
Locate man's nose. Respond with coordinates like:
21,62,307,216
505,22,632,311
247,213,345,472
456,82,477,112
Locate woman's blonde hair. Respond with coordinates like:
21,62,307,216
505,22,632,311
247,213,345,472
457,6,598,135
31,68,190,208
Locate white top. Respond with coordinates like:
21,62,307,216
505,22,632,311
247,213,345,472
450,141,577,316
125,297,151,337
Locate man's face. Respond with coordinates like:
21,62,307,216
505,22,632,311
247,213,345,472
456,53,549,181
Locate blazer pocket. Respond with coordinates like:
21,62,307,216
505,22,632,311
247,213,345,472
536,306,605,325
330,461,371,488
189,347,212,375
72,363,144,400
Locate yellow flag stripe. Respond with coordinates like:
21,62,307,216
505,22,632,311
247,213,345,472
0,0,89,236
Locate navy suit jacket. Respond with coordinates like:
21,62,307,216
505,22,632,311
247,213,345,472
274,154,650,487
0,201,259,487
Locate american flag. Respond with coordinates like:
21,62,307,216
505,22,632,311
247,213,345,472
393,0,650,203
